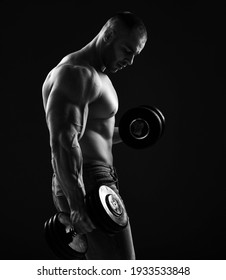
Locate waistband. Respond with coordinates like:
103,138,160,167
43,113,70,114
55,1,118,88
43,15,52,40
83,160,116,171
82,160,119,191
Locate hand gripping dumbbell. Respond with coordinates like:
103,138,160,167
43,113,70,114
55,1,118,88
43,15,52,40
44,185,128,259
119,105,165,149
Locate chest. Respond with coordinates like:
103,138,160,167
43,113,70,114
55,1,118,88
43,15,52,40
88,74,118,119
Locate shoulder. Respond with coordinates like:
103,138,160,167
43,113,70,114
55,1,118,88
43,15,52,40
52,64,96,90
51,64,101,103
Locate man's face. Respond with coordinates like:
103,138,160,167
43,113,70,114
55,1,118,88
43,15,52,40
103,26,147,73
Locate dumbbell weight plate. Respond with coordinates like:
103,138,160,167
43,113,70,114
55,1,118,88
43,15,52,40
44,213,87,260
119,106,164,149
49,214,76,260
99,186,128,226
44,215,72,259
139,105,165,138
86,185,128,234
129,118,150,140
44,218,65,259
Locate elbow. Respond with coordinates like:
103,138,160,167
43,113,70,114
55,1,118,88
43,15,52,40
50,128,80,156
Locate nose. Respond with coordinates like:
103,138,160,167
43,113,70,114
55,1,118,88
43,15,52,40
125,54,134,66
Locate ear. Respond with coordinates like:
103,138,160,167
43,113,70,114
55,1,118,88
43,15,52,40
103,29,115,43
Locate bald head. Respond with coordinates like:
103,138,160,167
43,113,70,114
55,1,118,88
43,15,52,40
102,11,147,42
97,11,147,73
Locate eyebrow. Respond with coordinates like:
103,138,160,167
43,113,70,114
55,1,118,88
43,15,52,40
124,44,140,56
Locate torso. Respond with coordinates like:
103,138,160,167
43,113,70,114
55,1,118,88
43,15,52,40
42,53,118,165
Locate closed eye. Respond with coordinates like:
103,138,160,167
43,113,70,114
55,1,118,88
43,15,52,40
124,48,133,55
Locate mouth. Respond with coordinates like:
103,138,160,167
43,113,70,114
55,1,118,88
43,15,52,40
117,62,127,70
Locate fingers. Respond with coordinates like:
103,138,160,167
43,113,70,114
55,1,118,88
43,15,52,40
58,212,72,227
70,210,96,234
57,208,96,234
53,189,96,234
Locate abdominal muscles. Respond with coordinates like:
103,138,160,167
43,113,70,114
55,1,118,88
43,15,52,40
79,118,114,165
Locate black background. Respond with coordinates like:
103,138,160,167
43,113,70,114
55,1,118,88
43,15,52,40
3,1,225,260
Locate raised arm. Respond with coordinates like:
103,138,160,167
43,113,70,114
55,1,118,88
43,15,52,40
44,65,99,233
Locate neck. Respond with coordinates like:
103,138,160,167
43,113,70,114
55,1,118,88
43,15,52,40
80,35,106,72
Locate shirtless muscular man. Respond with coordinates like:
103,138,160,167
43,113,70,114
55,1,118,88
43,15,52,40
42,11,147,259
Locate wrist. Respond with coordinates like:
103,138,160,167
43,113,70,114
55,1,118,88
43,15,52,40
68,191,85,212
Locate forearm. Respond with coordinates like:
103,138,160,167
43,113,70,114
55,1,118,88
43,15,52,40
113,127,123,144
51,137,95,233
51,140,85,211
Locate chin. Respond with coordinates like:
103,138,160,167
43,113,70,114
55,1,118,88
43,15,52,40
105,60,120,73
111,68,119,73
106,65,118,73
